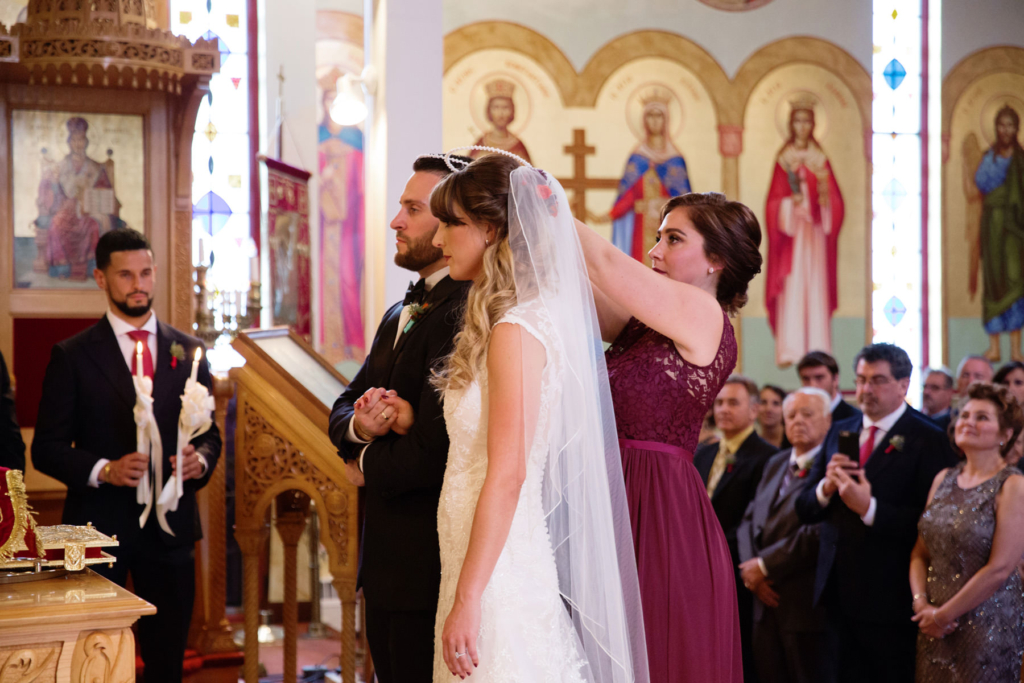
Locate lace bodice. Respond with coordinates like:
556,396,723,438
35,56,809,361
433,301,587,682
605,313,737,453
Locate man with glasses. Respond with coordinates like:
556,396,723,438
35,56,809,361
795,343,956,683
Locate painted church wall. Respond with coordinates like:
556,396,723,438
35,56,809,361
943,0,1024,77
443,0,872,78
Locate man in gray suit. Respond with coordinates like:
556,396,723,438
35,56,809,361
737,387,837,683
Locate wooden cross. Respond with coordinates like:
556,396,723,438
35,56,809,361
557,128,620,220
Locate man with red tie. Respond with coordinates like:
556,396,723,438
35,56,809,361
795,343,956,683
33,228,221,683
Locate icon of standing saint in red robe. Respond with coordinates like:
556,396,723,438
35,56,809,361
765,95,845,367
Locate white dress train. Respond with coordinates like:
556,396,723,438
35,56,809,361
433,302,588,682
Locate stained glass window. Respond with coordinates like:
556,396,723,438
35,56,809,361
872,0,925,389
171,0,253,295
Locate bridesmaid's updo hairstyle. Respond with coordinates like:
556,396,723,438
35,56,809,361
659,193,763,315
959,382,1024,458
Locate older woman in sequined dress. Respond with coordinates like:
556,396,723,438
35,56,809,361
910,382,1024,682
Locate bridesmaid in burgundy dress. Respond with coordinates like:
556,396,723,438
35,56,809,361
576,192,764,682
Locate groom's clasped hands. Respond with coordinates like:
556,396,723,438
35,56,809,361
353,387,415,436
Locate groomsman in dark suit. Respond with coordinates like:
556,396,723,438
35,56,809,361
795,343,956,683
0,350,25,471
32,229,221,683
797,350,862,425
695,375,778,683
329,155,471,683
738,387,836,683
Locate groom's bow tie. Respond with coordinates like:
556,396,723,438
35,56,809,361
403,279,427,306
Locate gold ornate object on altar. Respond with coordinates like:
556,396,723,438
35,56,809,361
0,0,219,92
0,523,119,574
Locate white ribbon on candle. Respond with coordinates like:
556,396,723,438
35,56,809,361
156,376,214,531
132,374,165,531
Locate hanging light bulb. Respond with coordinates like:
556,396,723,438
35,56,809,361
329,66,377,126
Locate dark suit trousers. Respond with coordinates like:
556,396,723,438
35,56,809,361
830,611,916,683
365,601,435,683
93,520,195,683
753,609,837,683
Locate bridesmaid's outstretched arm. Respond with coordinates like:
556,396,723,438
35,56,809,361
439,323,545,677
574,218,723,366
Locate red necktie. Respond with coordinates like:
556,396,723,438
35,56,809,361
127,329,154,381
860,425,878,466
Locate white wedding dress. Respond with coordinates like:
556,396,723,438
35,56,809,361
432,302,589,683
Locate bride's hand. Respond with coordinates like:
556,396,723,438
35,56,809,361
442,595,480,678
379,392,414,435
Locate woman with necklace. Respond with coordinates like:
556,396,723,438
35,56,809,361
910,382,1024,682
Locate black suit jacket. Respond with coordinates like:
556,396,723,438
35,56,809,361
0,351,25,472
695,430,778,564
32,316,221,547
832,398,862,424
738,449,825,632
928,410,952,434
795,405,956,623
329,275,469,612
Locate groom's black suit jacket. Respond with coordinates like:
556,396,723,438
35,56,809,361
329,275,468,612
795,405,955,623
32,316,221,547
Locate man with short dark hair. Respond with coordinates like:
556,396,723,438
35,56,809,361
33,228,221,683
695,375,778,683
795,343,956,683
922,366,955,431
797,350,862,424
329,154,472,683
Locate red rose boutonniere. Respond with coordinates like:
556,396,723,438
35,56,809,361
169,342,186,369
885,435,906,455
724,453,737,474
796,467,810,479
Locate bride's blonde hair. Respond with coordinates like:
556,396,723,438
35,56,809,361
430,154,523,392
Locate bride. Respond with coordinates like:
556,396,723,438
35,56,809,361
381,150,648,682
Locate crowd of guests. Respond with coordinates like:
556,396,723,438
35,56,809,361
699,346,1024,683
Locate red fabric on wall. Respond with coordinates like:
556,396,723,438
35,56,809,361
13,317,99,428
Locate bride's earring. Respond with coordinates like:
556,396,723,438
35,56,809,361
707,267,715,274
485,238,490,246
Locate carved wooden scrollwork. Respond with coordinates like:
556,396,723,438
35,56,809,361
69,629,134,683
0,642,61,683
237,403,350,569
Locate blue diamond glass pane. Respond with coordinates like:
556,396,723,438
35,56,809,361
882,178,908,211
208,156,214,173
884,296,907,326
883,59,907,90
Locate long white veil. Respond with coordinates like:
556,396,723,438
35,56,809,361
507,165,649,683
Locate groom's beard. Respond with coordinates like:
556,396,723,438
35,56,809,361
111,292,154,318
394,230,443,272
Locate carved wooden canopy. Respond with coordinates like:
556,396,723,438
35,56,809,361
0,0,219,92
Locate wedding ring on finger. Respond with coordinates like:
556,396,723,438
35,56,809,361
381,411,390,421
454,652,464,659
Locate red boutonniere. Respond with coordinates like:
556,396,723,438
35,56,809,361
796,468,810,479
884,435,906,454
169,341,186,369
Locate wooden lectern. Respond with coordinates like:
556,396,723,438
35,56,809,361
230,328,358,683
0,569,155,682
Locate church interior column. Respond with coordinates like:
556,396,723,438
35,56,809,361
362,0,443,334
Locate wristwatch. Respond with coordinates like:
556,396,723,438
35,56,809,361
102,462,113,483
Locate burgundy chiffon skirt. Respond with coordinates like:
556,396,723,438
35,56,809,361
620,438,743,683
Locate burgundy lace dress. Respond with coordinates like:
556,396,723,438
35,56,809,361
606,312,743,683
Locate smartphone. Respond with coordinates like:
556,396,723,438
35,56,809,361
837,431,860,466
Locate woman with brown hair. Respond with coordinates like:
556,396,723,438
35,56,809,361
575,192,764,682
910,382,1024,682
381,151,647,683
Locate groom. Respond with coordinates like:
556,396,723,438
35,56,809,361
329,154,471,683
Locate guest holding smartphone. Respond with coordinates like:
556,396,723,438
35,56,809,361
795,343,957,682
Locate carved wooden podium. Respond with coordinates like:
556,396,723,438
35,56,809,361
0,569,155,683
230,328,358,683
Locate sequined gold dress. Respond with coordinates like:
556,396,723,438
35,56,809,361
916,463,1024,682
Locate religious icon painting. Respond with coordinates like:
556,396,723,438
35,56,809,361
592,57,721,265
263,156,312,341
316,9,366,366
10,110,145,289
443,48,560,171
942,50,1024,367
738,59,869,374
